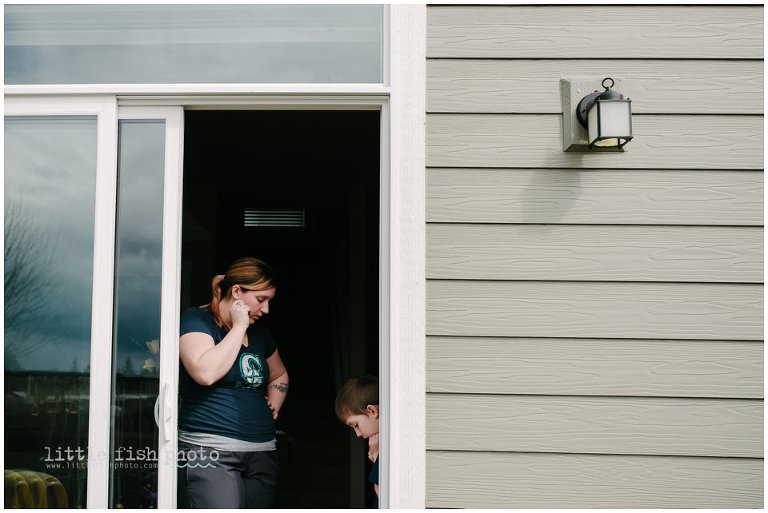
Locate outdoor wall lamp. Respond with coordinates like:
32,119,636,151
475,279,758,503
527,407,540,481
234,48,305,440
576,77,633,150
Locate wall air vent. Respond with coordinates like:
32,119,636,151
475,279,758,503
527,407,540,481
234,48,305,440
244,209,305,228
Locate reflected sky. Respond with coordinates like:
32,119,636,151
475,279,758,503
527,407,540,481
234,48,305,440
5,117,97,372
4,119,168,374
5,5,383,84
111,121,165,376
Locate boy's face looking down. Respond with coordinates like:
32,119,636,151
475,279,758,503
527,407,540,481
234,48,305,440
344,404,379,439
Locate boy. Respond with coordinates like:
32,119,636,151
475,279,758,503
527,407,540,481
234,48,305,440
335,375,380,500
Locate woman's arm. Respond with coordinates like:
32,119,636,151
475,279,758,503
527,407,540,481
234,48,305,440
265,349,289,419
179,302,250,386
179,328,245,386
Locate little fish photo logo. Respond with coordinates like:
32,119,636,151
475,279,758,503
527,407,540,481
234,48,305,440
42,446,89,470
177,446,220,469
41,445,219,469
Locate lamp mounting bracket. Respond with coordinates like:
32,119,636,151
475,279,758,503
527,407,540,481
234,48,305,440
575,90,601,128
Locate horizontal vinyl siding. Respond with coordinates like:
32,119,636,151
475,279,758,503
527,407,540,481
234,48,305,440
428,6,763,59
427,451,764,508
428,60,764,114
427,337,763,398
427,169,763,226
427,224,763,282
427,394,763,457
425,4,763,509
427,281,763,340
427,115,764,170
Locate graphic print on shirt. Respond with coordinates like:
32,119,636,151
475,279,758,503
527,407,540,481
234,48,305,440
237,353,265,388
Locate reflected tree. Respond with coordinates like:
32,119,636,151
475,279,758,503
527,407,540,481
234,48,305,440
121,356,136,376
4,199,64,369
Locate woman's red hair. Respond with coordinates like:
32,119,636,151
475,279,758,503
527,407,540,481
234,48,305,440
207,257,277,327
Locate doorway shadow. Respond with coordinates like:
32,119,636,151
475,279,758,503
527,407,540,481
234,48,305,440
179,110,380,508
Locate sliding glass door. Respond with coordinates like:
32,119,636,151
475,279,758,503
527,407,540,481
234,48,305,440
109,107,183,509
5,114,99,509
4,99,183,508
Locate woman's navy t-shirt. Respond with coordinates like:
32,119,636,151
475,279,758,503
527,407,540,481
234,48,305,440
179,307,277,443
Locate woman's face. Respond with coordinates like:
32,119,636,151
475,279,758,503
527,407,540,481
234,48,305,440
235,286,276,324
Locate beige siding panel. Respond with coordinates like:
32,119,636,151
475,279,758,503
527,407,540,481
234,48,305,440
427,337,764,399
426,169,764,226
428,6,764,59
427,225,763,283
427,114,764,170
428,60,764,114
426,451,764,508
427,281,763,340
427,394,763,458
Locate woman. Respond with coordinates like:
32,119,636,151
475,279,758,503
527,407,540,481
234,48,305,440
178,257,288,508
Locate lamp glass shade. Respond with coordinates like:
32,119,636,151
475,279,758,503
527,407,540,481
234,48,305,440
587,98,632,148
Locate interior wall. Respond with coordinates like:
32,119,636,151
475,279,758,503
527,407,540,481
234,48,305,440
180,110,380,508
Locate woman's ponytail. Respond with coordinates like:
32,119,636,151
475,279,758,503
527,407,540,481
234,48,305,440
208,274,227,327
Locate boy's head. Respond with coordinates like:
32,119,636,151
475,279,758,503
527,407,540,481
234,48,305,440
335,375,379,439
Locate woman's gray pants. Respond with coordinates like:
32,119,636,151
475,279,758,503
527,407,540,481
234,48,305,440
178,442,278,509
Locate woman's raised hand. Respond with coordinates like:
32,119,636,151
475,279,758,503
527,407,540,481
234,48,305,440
229,300,251,331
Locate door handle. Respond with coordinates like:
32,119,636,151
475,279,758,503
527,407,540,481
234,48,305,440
154,391,161,428
153,383,173,442
163,383,173,442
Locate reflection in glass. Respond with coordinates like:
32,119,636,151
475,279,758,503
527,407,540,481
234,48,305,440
108,121,166,508
4,116,97,508
6,4,384,85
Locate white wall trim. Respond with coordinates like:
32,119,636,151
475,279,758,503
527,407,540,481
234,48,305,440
5,83,389,96
384,4,426,509
120,96,388,109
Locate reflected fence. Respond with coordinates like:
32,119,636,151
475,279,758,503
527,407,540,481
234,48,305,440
5,371,160,508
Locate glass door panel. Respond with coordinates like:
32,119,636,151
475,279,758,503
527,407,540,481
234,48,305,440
109,120,166,508
3,98,183,509
111,107,184,509
4,116,98,508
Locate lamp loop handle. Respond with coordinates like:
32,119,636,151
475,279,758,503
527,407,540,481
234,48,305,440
602,77,615,90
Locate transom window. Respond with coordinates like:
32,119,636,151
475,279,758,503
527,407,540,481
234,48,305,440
5,4,384,85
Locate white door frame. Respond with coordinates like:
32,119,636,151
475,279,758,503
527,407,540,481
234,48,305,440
3,5,426,508
381,4,426,508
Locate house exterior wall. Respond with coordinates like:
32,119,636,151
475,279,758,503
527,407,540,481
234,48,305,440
425,5,763,508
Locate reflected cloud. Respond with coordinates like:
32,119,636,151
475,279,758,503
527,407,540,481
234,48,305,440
5,118,97,373
112,122,165,378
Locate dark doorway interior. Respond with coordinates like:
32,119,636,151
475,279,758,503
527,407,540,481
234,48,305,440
180,110,380,508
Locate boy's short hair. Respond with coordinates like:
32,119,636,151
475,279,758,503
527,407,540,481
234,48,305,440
335,375,379,420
